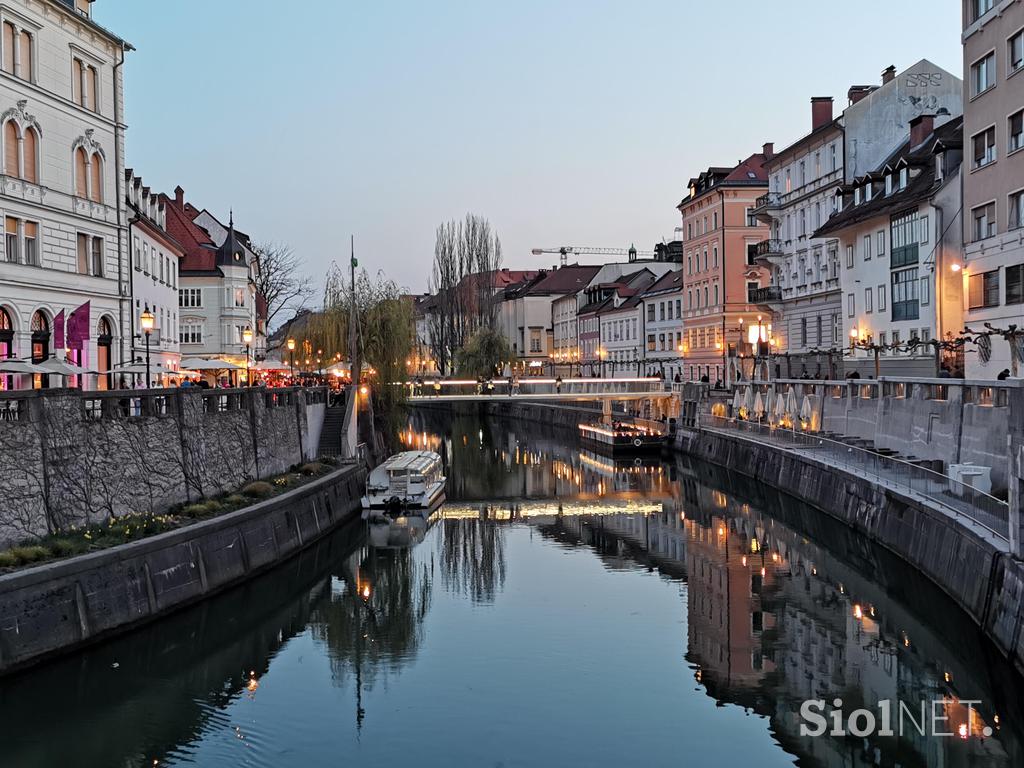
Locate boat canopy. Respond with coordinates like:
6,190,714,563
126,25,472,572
381,451,441,475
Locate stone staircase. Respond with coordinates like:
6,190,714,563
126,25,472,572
318,401,347,458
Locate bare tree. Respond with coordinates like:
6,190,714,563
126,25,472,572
427,214,503,375
252,241,316,331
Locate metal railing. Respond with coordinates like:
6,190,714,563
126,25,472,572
754,238,784,257
408,377,669,399
702,414,1010,542
748,285,783,304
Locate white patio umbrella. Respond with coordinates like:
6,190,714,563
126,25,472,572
753,391,765,419
179,358,242,371
731,388,743,412
37,357,97,376
773,392,786,419
785,387,799,420
800,395,815,427
0,359,44,375
742,386,754,414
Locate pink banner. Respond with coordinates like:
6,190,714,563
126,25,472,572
53,309,65,350
66,301,90,346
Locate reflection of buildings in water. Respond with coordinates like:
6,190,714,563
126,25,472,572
679,470,1011,768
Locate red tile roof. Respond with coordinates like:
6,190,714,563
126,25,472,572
523,264,602,295
160,192,219,274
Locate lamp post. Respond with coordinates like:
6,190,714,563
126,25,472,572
286,337,296,381
242,325,253,386
140,305,155,389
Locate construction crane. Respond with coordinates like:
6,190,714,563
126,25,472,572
530,244,654,267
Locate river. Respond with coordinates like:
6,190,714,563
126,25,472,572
0,409,1021,767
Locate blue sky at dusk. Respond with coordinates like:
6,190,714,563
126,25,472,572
102,1,963,300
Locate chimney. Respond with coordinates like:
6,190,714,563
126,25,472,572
762,142,774,160
174,185,184,207
909,114,934,148
881,65,896,85
811,97,834,130
848,85,873,105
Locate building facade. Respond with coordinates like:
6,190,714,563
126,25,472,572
126,169,183,385
815,115,965,377
0,0,128,388
677,148,772,384
961,0,1024,377
598,294,642,377
638,269,685,379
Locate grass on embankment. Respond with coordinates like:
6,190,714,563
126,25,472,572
0,460,338,572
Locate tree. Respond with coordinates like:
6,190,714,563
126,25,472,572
252,241,316,331
426,214,503,375
454,327,511,379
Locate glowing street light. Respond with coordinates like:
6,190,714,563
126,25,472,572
139,305,155,389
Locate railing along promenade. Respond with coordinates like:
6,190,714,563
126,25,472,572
407,377,670,401
695,377,1016,547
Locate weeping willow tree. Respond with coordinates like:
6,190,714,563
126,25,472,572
305,262,414,445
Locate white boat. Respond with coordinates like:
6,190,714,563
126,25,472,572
364,508,439,549
361,450,446,510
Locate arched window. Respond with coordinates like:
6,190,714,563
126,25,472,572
22,126,37,183
89,153,102,203
30,310,48,334
4,121,18,177
0,307,10,331
75,147,88,198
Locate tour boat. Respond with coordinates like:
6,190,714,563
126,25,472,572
361,450,446,510
578,421,666,456
364,508,439,549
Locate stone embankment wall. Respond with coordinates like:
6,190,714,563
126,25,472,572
0,461,366,675
0,387,328,545
676,426,1024,676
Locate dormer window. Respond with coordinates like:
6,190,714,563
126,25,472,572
864,184,872,203
854,187,861,205
898,167,908,189
885,175,893,195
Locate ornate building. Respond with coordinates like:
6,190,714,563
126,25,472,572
0,0,130,388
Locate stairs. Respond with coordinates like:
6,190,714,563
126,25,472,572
318,401,347,458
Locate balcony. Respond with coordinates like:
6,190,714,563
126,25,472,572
753,238,785,267
748,285,784,311
751,192,782,223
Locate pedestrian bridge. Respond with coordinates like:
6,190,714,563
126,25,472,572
406,377,674,403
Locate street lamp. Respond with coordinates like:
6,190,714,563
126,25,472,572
139,305,155,389
242,325,253,386
286,337,296,380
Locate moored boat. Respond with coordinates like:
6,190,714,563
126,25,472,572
361,450,446,509
578,420,666,456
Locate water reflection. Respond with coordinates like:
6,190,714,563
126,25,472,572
0,412,1021,767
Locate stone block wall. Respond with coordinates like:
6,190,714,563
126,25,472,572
0,387,328,546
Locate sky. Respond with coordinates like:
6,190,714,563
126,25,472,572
101,0,964,299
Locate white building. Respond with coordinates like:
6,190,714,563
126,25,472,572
815,115,965,377
126,169,183,385
0,0,129,389
598,294,643,377
162,186,265,370
638,269,685,379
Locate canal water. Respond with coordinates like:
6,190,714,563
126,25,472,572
1,409,1022,767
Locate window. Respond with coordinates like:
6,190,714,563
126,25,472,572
1011,29,1024,75
659,302,665,321
832,313,840,343
74,148,88,198
179,288,202,308
89,154,103,203
745,208,756,227
877,285,886,312
969,270,1000,309
830,143,837,172
180,322,203,345
863,234,872,261
865,287,873,313
815,315,822,345
785,168,791,193
877,231,886,256
920,215,930,244
971,52,995,97
1006,265,1024,304
675,299,681,317
3,121,39,182
847,293,855,318
899,167,908,189
800,317,807,345
76,233,89,274
647,304,655,322
973,127,997,168
529,328,542,353
91,237,103,277
72,57,100,112
973,0,995,21
713,284,719,305
23,220,36,265
713,212,718,229
746,244,757,266
4,216,17,263
234,288,245,308
891,210,920,266
1011,190,1024,230
713,245,718,266
846,245,854,268
892,269,920,321
1010,109,1023,153
799,160,806,187
972,202,996,241
2,23,32,81
885,175,893,195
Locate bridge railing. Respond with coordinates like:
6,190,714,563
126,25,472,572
408,377,667,398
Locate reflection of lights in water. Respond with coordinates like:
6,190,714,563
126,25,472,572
760,567,766,577
771,552,778,562
247,670,259,692
944,671,952,683
741,556,747,566
718,526,725,537
959,723,969,739
750,538,759,553
853,604,863,620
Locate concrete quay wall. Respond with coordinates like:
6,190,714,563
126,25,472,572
676,425,1024,675
0,462,367,676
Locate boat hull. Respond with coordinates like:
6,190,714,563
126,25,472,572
361,480,446,510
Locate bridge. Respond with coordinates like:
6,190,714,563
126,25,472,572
406,377,674,403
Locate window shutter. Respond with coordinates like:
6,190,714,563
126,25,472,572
86,66,97,112
75,148,88,197
6,216,17,235
22,127,36,183
90,155,102,202
4,121,18,177
969,274,983,309
2,23,14,74
18,30,30,79
77,233,89,274
23,221,36,238
72,58,83,105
